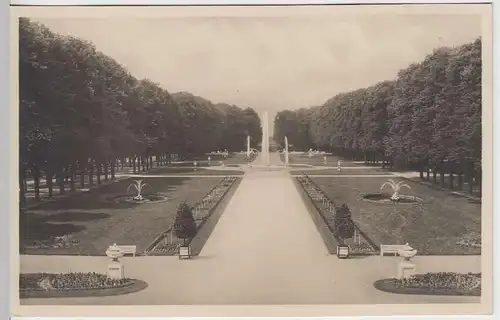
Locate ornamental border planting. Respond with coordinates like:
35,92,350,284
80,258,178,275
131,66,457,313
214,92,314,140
145,176,240,256
295,172,379,256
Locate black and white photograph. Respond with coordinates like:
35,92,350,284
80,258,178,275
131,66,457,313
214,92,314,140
11,3,493,317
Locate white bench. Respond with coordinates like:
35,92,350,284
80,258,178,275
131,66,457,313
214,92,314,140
380,244,410,256
117,245,137,257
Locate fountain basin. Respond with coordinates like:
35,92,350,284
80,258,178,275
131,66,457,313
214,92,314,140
103,193,169,204
362,193,423,204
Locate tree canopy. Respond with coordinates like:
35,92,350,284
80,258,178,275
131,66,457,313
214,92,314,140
19,18,262,202
273,38,482,175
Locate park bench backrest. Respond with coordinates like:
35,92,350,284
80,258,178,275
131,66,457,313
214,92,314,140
117,245,137,257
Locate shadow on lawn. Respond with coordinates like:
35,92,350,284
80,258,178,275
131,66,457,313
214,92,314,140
20,211,111,241
25,177,189,211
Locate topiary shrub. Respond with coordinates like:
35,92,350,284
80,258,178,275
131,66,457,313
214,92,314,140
173,202,197,245
333,203,355,245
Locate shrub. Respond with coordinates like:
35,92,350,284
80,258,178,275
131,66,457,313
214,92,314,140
333,203,355,244
173,202,197,245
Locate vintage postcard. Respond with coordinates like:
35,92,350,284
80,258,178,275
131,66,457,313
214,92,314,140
10,3,493,317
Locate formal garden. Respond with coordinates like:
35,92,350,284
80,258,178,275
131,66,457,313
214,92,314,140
20,175,241,255
18,17,485,302
306,175,481,255
280,37,483,298
19,18,259,259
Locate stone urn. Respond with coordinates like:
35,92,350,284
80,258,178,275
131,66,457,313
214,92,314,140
106,243,124,261
105,243,124,279
398,243,418,261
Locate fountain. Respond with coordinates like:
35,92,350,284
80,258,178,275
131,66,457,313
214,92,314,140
284,136,289,167
261,111,270,166
362,179,423,204
246,135,251,158
127,180,151,201
103,179,169,204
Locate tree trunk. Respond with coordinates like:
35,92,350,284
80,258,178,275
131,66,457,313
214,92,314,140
477,169,482,197
58,169,65,195
70,163,76,192
457,173,463,191
80,160,85,189
19,167,26,207
132,156,137,174
89,158,94,187
111,159,116,180
96,162,101,185
104,161,108,181
440,170,445,188
33,165,41,202
468,171,474,194
426,168,430,180
449,172,454,190
47,170,53,198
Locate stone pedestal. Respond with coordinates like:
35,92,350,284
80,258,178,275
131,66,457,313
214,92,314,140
108,260,124,280
397,261,416,279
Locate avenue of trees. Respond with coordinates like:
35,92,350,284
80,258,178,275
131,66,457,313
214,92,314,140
19,18,262,204
274,38,482,194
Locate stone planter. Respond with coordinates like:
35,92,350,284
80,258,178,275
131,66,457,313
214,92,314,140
178,245,191,260
336,244,350,259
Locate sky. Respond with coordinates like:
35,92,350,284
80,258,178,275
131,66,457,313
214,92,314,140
33,14,481,132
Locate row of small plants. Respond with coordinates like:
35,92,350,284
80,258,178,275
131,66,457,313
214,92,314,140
24,234,80,250
148,177,237,255
19,272,132,292
374,272,481,296
297,174,377,256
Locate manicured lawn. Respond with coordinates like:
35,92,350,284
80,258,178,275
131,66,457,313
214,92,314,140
171,152,253,167
20,176,225,255
281,153,361,167
310,176,481,255
146,167,244,176
290,168,390,175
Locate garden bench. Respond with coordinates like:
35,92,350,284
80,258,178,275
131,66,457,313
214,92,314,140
116,245,137,257
380,244,410,256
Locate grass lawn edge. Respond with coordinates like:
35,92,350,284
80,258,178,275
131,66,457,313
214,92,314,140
373,279,481,297
20,279,148,299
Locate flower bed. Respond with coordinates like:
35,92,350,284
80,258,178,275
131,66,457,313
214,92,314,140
24,234,80,250
296,175,378,256
19,272,148,298
146,176,239,255
374,272,481,296
456,232,481,248
347,237,377,255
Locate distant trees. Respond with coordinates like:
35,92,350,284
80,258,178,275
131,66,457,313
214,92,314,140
19,18,262,204
273,38,482,195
